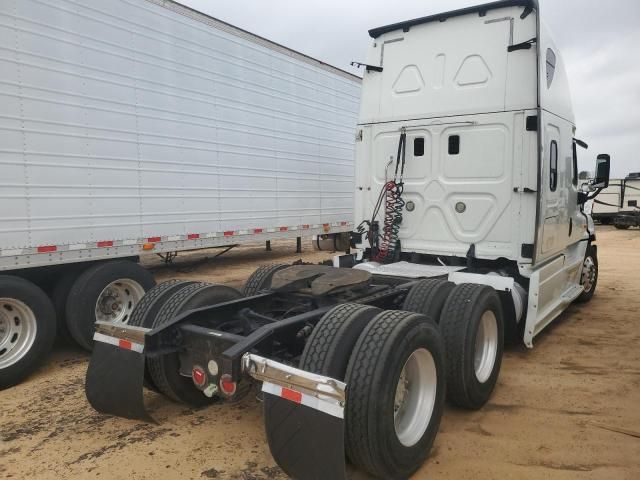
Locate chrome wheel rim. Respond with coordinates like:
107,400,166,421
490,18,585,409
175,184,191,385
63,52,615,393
394,348,438,447
0,298,38,369
474,311,498,383
95,279,145,324
581,257,596,293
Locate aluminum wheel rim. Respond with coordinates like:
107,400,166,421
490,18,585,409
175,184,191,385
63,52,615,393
474,311,498,383
0,298,38,369
95,279,145,324
581,257,596,293
393,348,438,447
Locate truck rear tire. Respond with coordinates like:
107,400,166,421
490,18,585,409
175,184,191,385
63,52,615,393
243,264,288,297
576,246,598,304
128,280,195,391
0,276,56,389
147,282,242,406
65,261,156,351
440,284,504,410
345,310,445,479
299,303,380,379
402,279,455,323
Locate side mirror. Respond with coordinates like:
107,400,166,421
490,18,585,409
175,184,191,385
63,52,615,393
593,154,610,189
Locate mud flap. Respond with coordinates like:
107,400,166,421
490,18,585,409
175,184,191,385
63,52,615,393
263,384,347,480
85,340,152,422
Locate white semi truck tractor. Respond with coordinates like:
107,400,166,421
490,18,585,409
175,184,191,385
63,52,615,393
87,1,611,479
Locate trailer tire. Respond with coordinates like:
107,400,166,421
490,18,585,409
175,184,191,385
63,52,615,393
51,266,87,343
242,264,288,297
576,246,598,304
440,284,504,410
147,282,242,406
65,261,156,351
345,311,445,479
0,276,56,389
615,224,630,230
299,303,380,379
402,279,455,324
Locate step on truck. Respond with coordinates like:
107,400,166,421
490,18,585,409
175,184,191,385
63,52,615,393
0,0,359,388
86,1,612,478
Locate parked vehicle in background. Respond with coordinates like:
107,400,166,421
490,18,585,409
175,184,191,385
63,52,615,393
86,1,612,479
0,0,360,388
592,179,621,224
615,173,640,229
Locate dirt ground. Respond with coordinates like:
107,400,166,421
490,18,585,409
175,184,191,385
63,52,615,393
1,228,639,480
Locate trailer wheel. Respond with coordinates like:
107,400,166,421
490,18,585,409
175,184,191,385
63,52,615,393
403,279,455,323
51,266,87,343
299,303,380,379
65,261,156,351
0,276,56,389
615,224,630,230
147,282,242,406
440,284,504,410
576,246,598,303
345,311,445,479
242,264,288,296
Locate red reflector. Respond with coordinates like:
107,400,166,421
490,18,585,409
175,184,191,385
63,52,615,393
188,234,200,240
341,221,348,226
253,228,263,234
147,237,161,243
220,375,237,395
97,241,114,248
224,231,234,237
279,227,288,232
118,339,132,350
302,225,310,229
192,367,207,387
37,245,57,253
281,387,302,404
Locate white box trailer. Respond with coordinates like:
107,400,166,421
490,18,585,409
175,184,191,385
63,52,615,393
0,0,361,387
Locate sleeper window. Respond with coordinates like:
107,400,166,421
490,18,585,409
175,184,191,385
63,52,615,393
448,135,460,155
546,49,556,88
550,140,558,192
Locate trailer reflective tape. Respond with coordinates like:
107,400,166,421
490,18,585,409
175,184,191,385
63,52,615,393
279,227,288,232
97,241,114,248
261,381,344,419
123,239,138,246
1,249,24,256
253,228,263,234
188,234,200,240
147,237,161,243
224,231,234,237
302,225,310,229
37,245,57,253
69,243,88,251
93,332,144,353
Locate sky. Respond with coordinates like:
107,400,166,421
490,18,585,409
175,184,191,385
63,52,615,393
177,0,639,179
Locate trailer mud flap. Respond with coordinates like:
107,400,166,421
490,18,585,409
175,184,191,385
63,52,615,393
262,383,347,480
85,338,152,422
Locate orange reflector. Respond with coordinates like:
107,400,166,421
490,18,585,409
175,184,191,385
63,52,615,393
142,243,155,251
281,387,302,404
